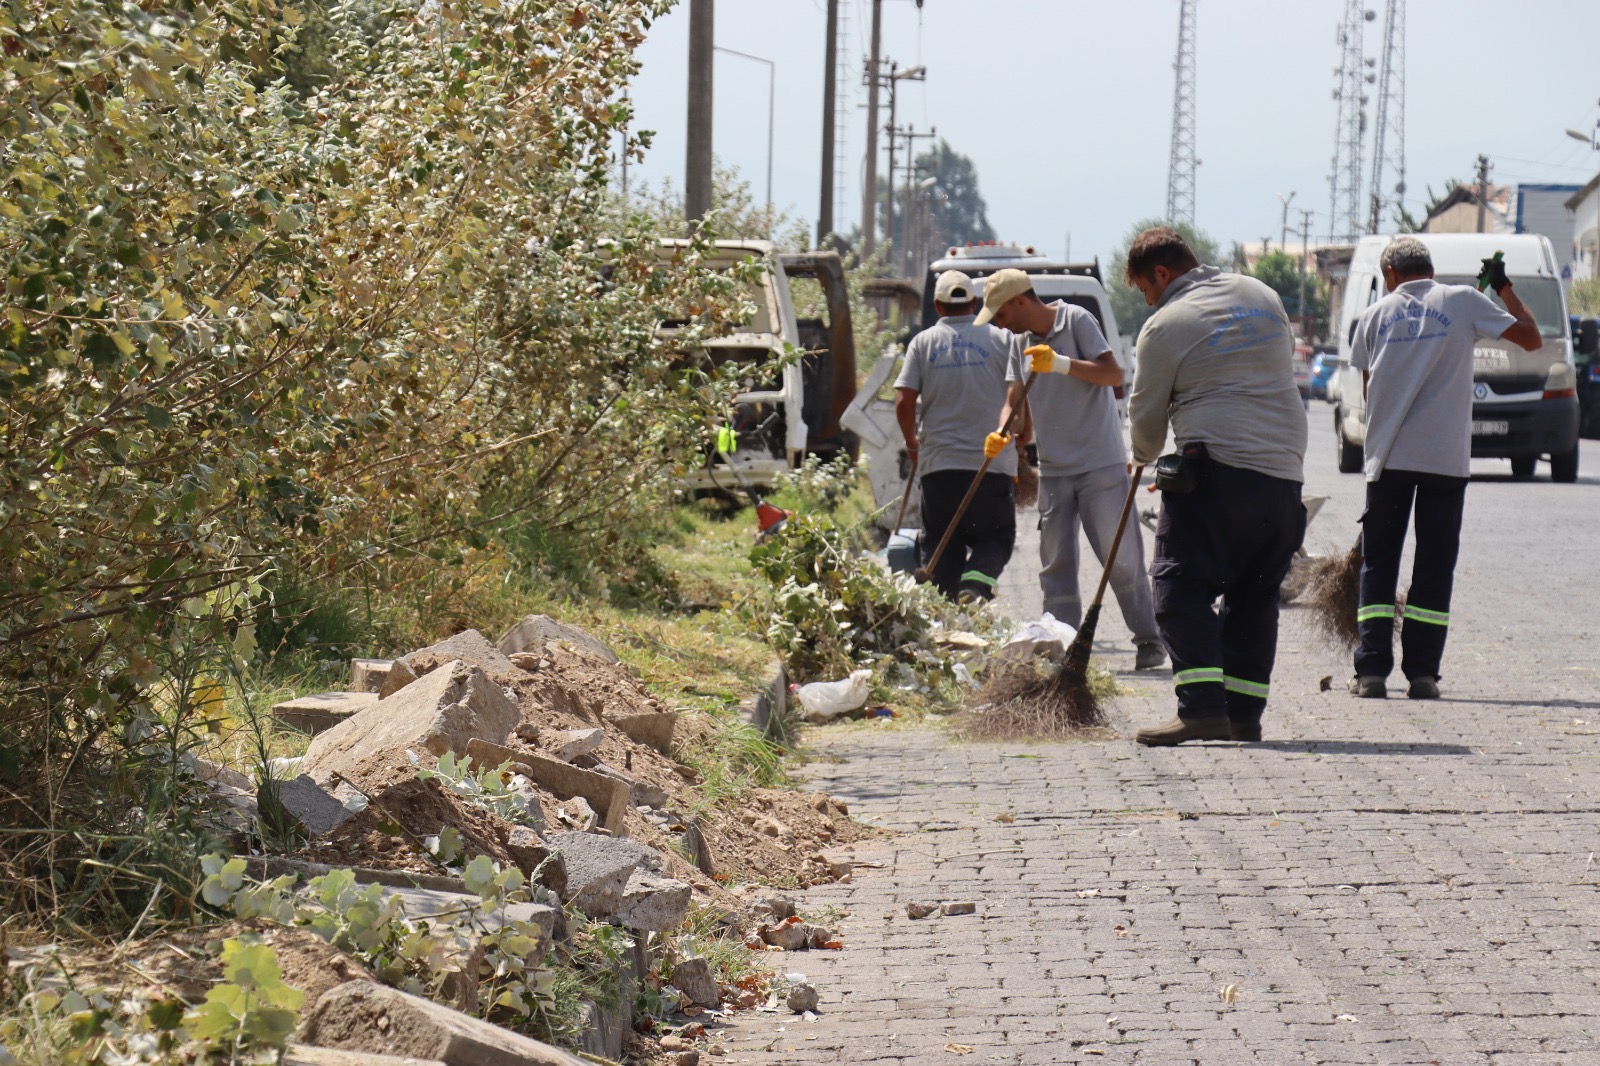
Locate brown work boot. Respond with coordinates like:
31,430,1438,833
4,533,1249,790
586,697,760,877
1135,715,1232,747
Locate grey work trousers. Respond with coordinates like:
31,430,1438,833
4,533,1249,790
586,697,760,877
1037,463,1160,645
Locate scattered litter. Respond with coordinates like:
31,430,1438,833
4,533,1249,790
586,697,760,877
795,669,872,724
993,812,1015,824
905,901,939,919
1219,983,1240,1005
943,1043,975,1055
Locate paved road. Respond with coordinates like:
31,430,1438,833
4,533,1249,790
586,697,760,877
716,405,1600,1064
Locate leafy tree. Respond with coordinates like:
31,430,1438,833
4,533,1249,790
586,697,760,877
902,140,995,251
1250,251,1330,341
1107,218,1221,339
1,0,751,927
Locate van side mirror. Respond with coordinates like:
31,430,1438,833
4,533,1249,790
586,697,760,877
1580,319,1599,357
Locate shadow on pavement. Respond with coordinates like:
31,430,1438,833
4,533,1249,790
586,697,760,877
1246,740,1473,755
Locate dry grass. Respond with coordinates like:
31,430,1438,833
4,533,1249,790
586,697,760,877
956,659,1115,740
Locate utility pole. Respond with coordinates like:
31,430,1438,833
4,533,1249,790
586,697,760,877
1299,208,1315,342
818,0,838,246
860,0,883,256
884,61,898,266
1475,154,1491,233
1278,191,1295,252
685,0,714,229
891,124,936,275
1165,0,1198,226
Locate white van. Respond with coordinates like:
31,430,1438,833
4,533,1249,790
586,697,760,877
1331,233,1580,482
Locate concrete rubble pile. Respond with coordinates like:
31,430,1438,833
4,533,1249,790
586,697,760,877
198,614,789,1064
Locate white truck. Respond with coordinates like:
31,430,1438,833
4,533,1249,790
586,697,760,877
843,243,1128,532
1330,233,1579,482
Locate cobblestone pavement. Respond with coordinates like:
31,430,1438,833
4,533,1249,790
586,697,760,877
713,407,1600,1064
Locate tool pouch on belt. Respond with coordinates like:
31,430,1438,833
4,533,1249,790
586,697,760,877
1153,440,1209,494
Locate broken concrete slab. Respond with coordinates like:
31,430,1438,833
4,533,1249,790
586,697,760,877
300,981,585,1065
285,1046,446,1066
670,957,718,1008
615,871,691,933
184,753,255,792
546,727,604,762
348,659,394,694
591,764,668,809
303,662,520,791
376,659,419,700
380,886,557,949
603,710,676,756
464,740,629,835
395,630,521,688
504,826,566,898
544,832,660,917
786,982,819,1014
275,774,353,838
495,614,618,665
577,940,644,1063
273,692,379,736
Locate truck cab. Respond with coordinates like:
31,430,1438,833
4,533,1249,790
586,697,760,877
1331,233,1580,482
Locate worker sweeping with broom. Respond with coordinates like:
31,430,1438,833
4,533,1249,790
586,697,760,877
1346,238,1542,700
1124,228,1308,746
894,270,1020,603
977,268,1165,671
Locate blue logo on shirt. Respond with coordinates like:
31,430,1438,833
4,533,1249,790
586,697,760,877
1205,304,1283,355
928,335,995,369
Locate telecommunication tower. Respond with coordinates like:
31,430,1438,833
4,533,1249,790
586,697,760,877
1328,1,1373,243
1164,0,1197,227
1366,0,1405,234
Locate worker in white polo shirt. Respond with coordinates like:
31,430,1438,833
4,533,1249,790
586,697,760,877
1349,237,1543,700
894,270,1018,602
978,268,1165,670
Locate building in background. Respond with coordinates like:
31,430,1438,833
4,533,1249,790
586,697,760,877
1567,175,1600,283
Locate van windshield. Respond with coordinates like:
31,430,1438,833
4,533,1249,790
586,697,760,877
1436,276,1566,339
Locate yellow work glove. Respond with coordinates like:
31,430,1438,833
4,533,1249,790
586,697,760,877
1025,343,1057,374
984,431,1011,459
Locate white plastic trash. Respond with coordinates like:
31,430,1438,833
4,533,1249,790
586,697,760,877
995,613,1078,664
796,669,872,723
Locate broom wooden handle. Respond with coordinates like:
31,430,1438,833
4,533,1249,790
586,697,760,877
920,371,1038,580
1086,464,1146,610
890,453,918,532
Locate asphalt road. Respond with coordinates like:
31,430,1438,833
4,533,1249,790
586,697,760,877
715,404,1600,1065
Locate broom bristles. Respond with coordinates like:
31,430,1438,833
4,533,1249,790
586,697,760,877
1014,462,1039,510
959,657,1107,739
1303,535,1364,649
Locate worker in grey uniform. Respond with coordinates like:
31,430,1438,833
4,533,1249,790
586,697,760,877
1123,228,1307,746
976,268,1164,670
894,270,1017,602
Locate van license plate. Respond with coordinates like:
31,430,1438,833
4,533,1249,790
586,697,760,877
1471,420,1509,436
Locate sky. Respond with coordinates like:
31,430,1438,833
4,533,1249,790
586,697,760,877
622,0,1600,270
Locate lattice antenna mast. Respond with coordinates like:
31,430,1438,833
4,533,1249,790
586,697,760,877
1328,0,1372,242
832,0,851,230
1366,0,1405,234
1164,0,1197,227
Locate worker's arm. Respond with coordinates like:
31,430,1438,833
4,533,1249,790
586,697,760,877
998,378,1032,444
1497,283,1543,352
894,387,919,460
1126,325,1176,466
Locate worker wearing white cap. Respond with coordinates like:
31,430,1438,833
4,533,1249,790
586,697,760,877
977,268,1165,670
894,270,1018,602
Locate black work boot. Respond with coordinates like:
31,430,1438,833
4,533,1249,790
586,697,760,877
1229,718,1263,742
1135,716,1232,747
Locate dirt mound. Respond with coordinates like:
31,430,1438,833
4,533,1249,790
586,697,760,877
299,777,515,872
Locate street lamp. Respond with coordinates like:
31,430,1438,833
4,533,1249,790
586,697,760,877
714,46,775,233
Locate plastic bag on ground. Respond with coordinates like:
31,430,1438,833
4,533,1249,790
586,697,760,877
994,613,1078,665
796,669,873,723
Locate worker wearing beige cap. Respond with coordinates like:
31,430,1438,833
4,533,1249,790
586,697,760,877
894,269,1018,602
976,268,1165,670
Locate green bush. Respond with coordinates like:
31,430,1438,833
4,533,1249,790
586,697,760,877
0,0,757,929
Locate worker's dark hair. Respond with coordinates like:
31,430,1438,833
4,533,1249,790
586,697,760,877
1380,236,1433,279
1124,227,1200,284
